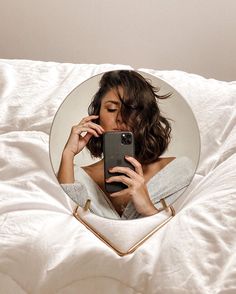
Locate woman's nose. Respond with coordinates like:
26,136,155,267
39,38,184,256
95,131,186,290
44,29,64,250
116,111,123,123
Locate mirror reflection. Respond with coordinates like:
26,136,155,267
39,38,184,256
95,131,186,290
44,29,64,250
50,70,200,220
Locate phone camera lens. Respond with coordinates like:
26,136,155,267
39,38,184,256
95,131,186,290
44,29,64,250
121,133,132,145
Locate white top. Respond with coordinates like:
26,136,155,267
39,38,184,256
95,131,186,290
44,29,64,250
61,156,195,220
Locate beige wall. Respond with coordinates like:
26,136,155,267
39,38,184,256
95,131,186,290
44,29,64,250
0,0,235,81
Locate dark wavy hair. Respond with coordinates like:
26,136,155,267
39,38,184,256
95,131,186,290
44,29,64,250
86,70,172,164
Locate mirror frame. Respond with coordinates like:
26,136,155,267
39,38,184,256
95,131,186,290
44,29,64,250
49,68,200,254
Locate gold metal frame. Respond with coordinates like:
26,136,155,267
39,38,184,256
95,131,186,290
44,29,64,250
73,199,175,256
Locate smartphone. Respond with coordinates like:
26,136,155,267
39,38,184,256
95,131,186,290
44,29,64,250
103,131,135,193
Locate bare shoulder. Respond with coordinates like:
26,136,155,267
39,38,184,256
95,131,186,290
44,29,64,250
159,156,176,168
82,159,103,171
81,159,104,183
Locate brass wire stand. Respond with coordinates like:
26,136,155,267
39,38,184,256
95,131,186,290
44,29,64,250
73,198,175,256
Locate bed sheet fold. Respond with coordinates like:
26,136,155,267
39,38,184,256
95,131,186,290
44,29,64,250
0,59,236,293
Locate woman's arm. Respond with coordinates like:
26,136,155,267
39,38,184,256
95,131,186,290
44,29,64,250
57,115,104,184
57,151,75,184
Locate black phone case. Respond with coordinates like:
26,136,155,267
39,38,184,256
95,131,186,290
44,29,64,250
103,131,135,193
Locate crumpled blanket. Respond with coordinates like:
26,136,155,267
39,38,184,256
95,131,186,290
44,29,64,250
0,59,236,293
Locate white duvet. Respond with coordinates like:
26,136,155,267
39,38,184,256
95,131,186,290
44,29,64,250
0,59,236,294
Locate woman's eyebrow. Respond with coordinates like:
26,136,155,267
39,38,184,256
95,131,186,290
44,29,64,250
104,100,120,105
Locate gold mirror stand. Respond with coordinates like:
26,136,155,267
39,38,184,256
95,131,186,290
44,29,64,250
73,198,175,256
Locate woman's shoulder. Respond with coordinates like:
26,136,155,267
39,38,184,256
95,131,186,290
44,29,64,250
159,156,176,168
80,159,104,184
83,159,103,169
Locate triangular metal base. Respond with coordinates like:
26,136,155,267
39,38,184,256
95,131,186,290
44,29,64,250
73,202,175,256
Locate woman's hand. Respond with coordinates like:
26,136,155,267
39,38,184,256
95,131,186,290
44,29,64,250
63,115,104,157
106,156,159,217
57,115,104,184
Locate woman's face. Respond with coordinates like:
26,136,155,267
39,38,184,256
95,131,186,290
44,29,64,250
99,87,128,131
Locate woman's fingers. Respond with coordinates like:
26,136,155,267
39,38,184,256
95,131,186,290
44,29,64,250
81,132,93,143
85,121,104,134
78,127,100,137
63,115,104,156
106,175,132,187
124,156,143,176
81,115,105,132
108,156,144,179
108,166,138,179
72,123,103,137
72,115,104,136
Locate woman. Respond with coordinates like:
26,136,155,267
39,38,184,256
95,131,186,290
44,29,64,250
57,70,194,219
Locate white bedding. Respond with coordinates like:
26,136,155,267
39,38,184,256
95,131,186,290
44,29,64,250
0,59,236,293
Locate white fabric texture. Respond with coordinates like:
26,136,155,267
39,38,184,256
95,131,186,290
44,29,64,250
62,156,195,220
0,59,236,293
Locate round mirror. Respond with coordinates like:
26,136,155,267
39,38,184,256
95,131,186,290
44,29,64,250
49,70,200,220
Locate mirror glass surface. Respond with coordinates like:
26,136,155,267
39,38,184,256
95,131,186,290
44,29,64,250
49,70,200,220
